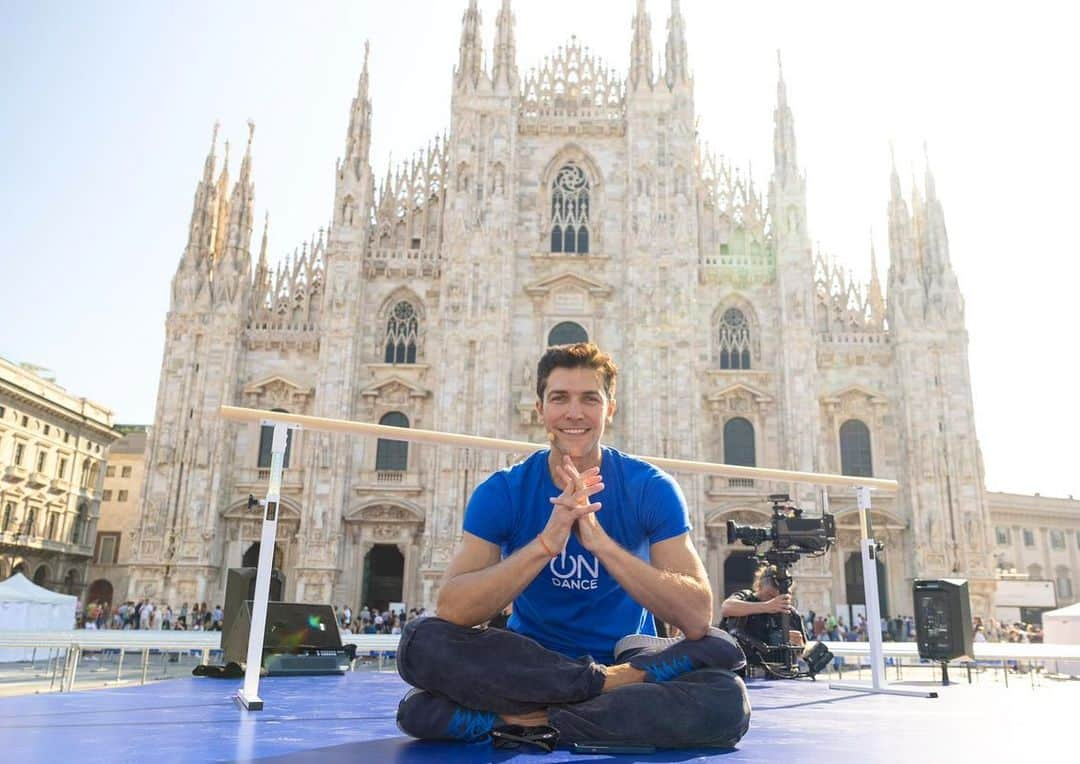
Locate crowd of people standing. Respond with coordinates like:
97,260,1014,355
333,604,428,635
78,600,224,631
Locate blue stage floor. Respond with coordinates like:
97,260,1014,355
0,669,1070,762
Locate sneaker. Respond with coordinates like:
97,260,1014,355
622,627,746,681
613,632,683,663
396,688,499,742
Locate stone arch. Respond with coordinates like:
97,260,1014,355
704,506,773,614
242,541,285,570
540,145,605,253
376,287,426,362
540,144,605,190
839,419,874,477
343,499,425,613
547,321,589,347
711,296,761,368
723,550,759,598
33,563,51,588
831,506,905,529
345,498,426,526
87,578,114,605
63,568,81,596
221,497,301,584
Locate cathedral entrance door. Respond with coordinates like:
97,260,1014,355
362,544,404,613
242,542,284,571
844,552,888,621
88,579,113,606
724,551,758,597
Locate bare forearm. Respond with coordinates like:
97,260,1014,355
594,540,713,639
720,598,771,618
436,539,551,627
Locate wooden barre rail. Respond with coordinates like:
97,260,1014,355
220,405,898,492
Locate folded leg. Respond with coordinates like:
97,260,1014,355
396,617,607,715
548,668,751,749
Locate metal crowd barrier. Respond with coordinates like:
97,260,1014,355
0,631,404,692
823,640,1080,687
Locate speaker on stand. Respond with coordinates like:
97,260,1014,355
913,578,974,685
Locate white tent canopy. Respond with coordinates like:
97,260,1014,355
0,573,77,662
1042,601,1080,676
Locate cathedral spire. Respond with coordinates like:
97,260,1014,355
664,0,689,89
455,0,485,91
343,41,372,176
772,51,799,186
921,141,955,282
867,235,886,325
202,122,219,185
183,122,220,268
208,139,232,265
216,121,256,302
629,0,653,92
923,140,937,201
252,212,271,310
889,140,903,203
492,0,518,91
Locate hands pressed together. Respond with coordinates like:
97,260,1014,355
539,455,610,554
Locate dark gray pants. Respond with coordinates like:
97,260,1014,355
396,617,751,749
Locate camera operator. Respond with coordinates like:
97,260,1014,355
720,564,807,651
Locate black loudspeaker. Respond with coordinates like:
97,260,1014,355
222,601,343,666
222,567,284,642
913,579,974,661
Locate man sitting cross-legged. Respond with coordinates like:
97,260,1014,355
395,343,750,750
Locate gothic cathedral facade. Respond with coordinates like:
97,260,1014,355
128,1,997,620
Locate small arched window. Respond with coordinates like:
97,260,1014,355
839,419,873,477
375,412,409,471
257,409,293,469
547,322,589,347
550,163,590,254
723,417,756,467
384,301,419,364
718,308,752,369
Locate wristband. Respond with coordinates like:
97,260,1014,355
537,534,559,558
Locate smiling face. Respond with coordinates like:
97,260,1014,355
536,366,617,467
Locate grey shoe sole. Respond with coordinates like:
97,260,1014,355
396,687,428,736
613,627,740,664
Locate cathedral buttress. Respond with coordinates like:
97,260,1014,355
302,43,380,601
887,149,994,612
767,55,820,483
133,123,255,604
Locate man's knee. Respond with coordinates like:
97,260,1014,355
397,617,466,683
680,669,752,747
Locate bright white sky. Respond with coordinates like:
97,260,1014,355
1,1,1077,498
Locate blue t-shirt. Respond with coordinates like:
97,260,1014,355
462,447,691,665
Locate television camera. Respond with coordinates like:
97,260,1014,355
724,494,836,679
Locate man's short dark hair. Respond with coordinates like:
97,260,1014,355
536,343,618,401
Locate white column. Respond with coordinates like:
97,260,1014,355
236,423,290,712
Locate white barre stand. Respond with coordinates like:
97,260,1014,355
235,421,296,711
830,486,937,699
